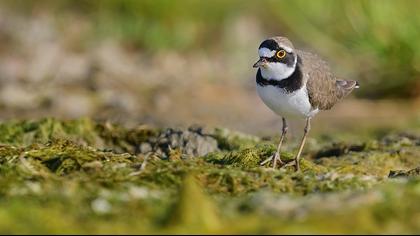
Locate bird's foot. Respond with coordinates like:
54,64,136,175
283,158,300,172
260,152,284,169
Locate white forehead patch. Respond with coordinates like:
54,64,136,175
279,45,293,53
258,48,275,58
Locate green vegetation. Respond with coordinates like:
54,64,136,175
267,0,420,99
2,0,419,98
0,0,419,233
0,118,418,233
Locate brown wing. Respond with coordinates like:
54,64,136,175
297,50,358,110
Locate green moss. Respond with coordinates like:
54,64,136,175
389,167,420,178
95,122,158,153
205,143,294,168
0,118,159,154
22,139,134,175
211,127,260,151
164,174,221,233
0,118,418,233
0,118,101,147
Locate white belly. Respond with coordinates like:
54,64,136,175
256,84,318,119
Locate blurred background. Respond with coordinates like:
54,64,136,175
0,0,419,137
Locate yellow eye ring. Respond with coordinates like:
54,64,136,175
276,50,286,59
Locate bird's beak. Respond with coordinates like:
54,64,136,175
253,58,268,68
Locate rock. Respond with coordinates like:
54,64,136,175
0,84,40,109
52,90,96,118
91,198,112,215
139,142,152,154
141,126,219,159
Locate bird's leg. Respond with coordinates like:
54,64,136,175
260,118,288,168
272,118,288,168
293,117,311,171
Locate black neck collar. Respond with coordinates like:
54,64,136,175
256,58,303,93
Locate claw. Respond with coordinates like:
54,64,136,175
260,153,284,168
260,154,300,171
260,156,273,166
283,159,300,171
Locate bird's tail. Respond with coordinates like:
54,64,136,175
336,79,359,97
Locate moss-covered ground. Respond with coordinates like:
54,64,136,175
0,118,419,234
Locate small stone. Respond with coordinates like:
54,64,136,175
144,126,219,158
82,161,103,170
139,143,152,153
128,186,150,199
91,198,112,214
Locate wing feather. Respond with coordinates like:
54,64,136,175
297,50,358,110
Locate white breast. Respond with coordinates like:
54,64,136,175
256,84,319,119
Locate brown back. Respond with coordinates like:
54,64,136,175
297,50,358,110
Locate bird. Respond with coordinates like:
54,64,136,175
253,36,359,171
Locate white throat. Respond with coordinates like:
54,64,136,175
258,47,297,81
261,62,296,81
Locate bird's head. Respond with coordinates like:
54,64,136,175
253,36,298,81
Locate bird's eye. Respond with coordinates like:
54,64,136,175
276,50,286,59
